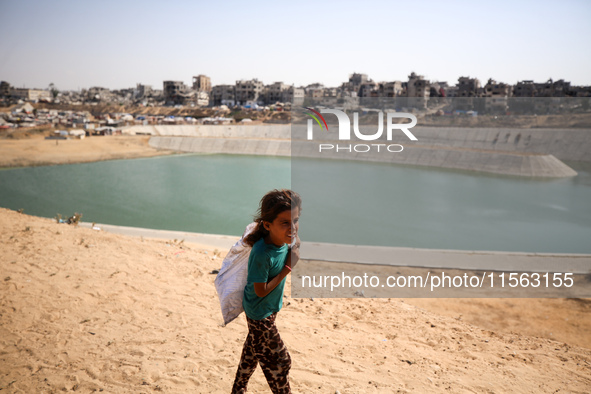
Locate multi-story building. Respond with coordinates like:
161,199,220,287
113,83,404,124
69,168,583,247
235,79,264,105
380,81,403,97
483,78,511,113
283,86,305,106
484,79,511,97
341,73,368,96
444,86,459,98
323,87,339,98
305,83,325,99
192,75,211,93
266,82,290,104
359,81,379,98
211,85,236,106
407,72,430,108
513,80,536,97
0,81,11,97
191,75,211,106
514,79,572,98
536,79,570,97
457,76,481,97
163,81,190,104
136,83,152,99
85,87,113,102
569,86,591,97
11,88,51,101
407,72,430,98
258,82,305,105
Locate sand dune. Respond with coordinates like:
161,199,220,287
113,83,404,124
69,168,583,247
1,207,590,393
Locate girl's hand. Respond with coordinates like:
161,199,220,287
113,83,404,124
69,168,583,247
286,235,301,269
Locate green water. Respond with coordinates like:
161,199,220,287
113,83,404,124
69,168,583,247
1,154,590,254
293,159,591,253
0,154,290,236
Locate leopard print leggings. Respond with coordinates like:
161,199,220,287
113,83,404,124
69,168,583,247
231,312,291,393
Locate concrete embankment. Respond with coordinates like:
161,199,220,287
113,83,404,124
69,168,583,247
411,126,591,163
292,142,578,178
135,125,582,177
149,136,291,157
126,124,291,139
78,221,591,274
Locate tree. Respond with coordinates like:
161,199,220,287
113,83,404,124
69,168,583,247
49,82,59,99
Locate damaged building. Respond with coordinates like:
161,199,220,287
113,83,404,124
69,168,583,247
235,79,264,106
163,80,194,105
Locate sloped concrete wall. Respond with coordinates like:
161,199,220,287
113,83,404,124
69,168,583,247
411,127,591,162
143,125,584,177
127,124,291,139
149,136,291,157
134,125,590,162
291,141,577,177
150,136,576,177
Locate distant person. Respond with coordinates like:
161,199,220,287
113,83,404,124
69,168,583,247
231,189,302,394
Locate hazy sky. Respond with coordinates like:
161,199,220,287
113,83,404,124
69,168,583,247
1,0,590,91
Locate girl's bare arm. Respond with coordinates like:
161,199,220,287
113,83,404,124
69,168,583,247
254,239,300,297
253,266,291,297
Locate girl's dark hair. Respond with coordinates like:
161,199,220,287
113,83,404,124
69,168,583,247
244,189,302,247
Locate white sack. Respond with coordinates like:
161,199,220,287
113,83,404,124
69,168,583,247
214,222,257,325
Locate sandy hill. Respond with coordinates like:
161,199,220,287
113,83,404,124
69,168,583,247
1,208,590,393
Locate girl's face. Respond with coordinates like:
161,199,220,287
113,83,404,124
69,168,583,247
264,207,300,247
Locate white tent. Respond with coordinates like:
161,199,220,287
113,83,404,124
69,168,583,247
12,102,35,114
69,129,85,139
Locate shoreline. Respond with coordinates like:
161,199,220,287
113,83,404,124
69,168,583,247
78,221,591,273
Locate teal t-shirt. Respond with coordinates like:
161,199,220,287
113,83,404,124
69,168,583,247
243,238,288,320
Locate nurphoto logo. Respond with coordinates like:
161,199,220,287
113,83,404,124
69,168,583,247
304,107,418,153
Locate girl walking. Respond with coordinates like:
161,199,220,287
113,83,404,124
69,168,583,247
231,189,302,394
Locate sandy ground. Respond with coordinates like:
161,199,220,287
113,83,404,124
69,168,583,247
296,261,591,350
0,135,174,168
1,207,590,393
